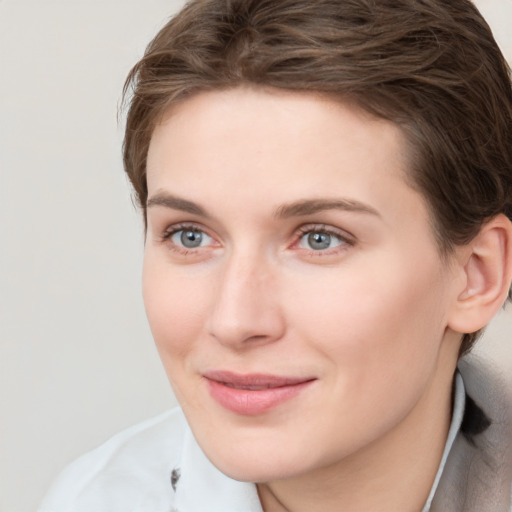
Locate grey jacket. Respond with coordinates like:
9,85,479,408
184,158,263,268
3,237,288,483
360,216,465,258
431,355,512,511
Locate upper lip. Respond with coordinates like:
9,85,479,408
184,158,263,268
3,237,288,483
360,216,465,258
203,370,317,389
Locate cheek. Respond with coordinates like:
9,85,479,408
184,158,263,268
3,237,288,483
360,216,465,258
278,257,451,456
142,254,216,409
286,253,449,375
142,253,210,358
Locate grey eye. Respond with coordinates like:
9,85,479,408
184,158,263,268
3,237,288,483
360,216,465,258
298,229,345,251
179,229,203,248
307,232,332,250
170,228,211,249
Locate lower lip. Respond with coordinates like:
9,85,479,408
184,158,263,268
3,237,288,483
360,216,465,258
206,379,314,415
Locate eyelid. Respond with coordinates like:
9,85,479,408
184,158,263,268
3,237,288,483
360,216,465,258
159,222,220,255
295,223,354,241
162,222,213,240
291,223,355,253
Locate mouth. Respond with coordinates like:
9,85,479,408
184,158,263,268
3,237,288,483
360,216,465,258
203,371,316,415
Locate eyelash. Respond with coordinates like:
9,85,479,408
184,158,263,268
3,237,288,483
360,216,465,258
160,223,216,255
293,224,354,255
159,223,355,256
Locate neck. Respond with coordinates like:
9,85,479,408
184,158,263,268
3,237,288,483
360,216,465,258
257,359,457,512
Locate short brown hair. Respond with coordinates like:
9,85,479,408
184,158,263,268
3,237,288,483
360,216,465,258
122,0,512,355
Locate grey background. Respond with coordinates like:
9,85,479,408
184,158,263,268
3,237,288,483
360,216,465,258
1,1,511,511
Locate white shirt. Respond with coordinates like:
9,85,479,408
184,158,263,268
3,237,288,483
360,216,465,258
39,374,465,512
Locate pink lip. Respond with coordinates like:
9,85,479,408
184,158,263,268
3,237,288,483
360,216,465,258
203,371,316,415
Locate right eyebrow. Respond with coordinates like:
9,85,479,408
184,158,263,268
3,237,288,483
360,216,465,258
274,198,380,219
146,193,209,217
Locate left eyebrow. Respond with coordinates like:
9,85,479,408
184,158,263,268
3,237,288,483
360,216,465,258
146,192,209,217
274,198,381,219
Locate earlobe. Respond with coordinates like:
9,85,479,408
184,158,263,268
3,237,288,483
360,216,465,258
448,214,512,335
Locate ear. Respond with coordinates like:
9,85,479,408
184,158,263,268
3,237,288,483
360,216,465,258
448,214,512,335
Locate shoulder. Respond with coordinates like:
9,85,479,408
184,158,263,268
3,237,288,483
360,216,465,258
433,354,512,512
38,407,187,512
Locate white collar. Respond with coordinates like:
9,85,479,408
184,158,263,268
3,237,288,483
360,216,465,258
421,371,466,511
174,426,263,512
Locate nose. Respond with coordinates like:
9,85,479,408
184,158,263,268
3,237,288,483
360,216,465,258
206,251,286,349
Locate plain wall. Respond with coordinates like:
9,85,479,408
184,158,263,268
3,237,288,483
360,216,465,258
1,1,511,511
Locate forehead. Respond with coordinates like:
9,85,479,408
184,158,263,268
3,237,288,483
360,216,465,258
148,87,408,186
146,88,436,237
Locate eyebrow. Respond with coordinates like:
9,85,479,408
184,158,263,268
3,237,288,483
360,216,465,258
274,198,380,218
146,193,380,219
146,193,209,217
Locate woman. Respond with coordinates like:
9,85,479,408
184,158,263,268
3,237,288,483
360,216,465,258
40,0,512,510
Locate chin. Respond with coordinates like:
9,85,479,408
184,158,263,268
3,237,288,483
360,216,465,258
207,451,298,483
195,425,331,484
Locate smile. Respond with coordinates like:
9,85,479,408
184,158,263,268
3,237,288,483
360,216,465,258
203,371,316,415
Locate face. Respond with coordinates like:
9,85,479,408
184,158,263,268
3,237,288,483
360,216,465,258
144,87,462,483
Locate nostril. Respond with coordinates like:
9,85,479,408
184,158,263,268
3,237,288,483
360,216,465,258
207,308,286,348
206,258,285,347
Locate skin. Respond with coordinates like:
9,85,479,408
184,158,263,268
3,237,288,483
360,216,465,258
143,87,466,512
